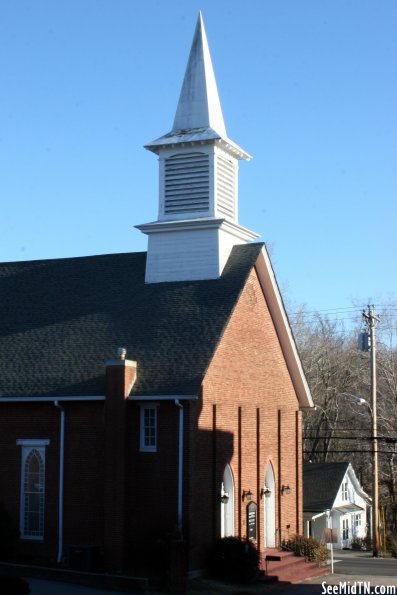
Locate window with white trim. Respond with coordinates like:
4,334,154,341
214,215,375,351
342,517,349,540
17,439,49,540
342,481,348,501
139,405,157,452
355,513,362,528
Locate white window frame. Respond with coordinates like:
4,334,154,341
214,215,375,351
341,481,348,501
139,405,158,452
342,517,349,540
355,513,362,528
17,439,49,541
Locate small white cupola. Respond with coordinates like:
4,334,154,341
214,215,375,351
137,12,259,283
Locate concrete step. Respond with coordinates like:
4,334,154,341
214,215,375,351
262,555,307,573
259,548,331,584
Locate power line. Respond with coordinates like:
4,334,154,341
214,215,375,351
290,305,397,316
304,435,397,442
291,306,366,315
303,450,395,454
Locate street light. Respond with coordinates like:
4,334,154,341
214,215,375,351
355,397,372,412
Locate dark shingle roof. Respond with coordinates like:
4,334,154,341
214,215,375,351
0,243,263,397
303,462,349,512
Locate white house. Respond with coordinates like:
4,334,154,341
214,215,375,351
303,462,371,549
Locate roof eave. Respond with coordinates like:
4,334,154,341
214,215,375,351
254,246,314,409
145,130,251,160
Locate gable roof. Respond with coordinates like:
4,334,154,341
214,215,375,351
303,462,350,512
0,243,263,398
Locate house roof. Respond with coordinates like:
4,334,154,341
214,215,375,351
303,462,350,512
0,243,264,398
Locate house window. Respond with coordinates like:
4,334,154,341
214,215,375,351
355,513,362,528
342,518,349,540
140,405,157,452
342,481,348,501
17,440,49,540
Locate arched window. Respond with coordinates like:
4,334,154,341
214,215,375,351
19,444,46,540
220,464,234,538
264,462,276,548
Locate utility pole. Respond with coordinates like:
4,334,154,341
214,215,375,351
362,305,380,557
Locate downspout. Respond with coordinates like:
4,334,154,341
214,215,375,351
54,400,65,564
175,400,184,533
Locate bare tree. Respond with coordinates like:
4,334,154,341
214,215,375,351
290,302,397,533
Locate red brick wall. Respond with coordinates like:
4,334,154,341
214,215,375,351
125,400,180,570
62,403,105,550
187,266,303,568
0,263,305,573
0,402,104,561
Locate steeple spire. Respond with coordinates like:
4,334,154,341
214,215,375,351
145,12,250,159
138,13,258,283
172,12,226,137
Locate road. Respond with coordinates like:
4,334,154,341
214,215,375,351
333,549,397,578
274,550,397,595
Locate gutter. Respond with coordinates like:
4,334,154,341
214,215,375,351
54,400,65,565
175,400,184,533
0,396,105,403
129,395,198,402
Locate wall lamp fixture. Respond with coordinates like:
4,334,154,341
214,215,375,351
220,489,229,504
282,484,292,495
242,489,253,502
261,487,272,498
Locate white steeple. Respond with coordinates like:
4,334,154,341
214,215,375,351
137,13,259,283
172,12,226,137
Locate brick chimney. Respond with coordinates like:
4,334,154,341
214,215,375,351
104,348,137,571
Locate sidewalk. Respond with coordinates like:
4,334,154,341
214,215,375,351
24,548,397,595
26,572,397,595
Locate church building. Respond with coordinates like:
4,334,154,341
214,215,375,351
0,14,313,575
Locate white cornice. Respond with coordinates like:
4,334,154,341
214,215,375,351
255,246,314,410
136,217,259,242
145,131,251,161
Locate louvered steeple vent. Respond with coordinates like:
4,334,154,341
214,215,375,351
164,152,210,216
137,13,258,283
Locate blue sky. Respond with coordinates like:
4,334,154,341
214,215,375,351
1,0,396,321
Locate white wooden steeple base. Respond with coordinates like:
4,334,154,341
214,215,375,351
137,218,259,283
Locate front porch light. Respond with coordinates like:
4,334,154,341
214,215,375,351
282,485,292,495
242,489,253,502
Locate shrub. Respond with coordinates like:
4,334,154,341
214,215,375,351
282,534,329,565
0,575,30,595
209,537,260,583
351,537,365,550
0,503,18,558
